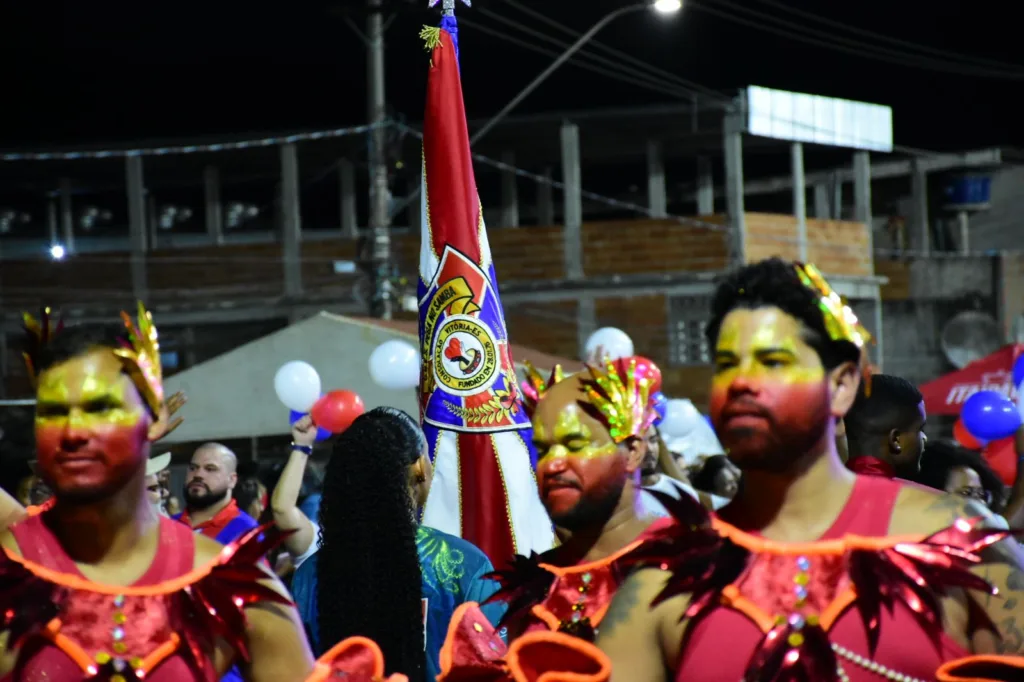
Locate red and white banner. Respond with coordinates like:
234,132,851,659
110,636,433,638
919,345,1024,416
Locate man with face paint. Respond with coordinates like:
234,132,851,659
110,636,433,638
433,359,665,681
0,307,315,682
574,258,1024,682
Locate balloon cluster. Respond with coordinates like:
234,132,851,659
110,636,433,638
581,328,723,466
273,361,365,436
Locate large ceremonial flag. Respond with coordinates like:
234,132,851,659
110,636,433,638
417,10,553,565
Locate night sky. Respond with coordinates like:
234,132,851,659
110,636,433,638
1,0,1022,153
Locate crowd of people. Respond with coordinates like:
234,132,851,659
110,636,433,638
0,257,1022,681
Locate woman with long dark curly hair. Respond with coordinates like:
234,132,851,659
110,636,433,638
290,406,504,682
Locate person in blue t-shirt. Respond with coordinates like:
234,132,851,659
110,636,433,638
291,407,505,682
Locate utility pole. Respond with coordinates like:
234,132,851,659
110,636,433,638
367,0,392,319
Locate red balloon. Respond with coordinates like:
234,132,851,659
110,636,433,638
310,390,365,434
631,356,662,394
983,436,1017,487
953,418,984,450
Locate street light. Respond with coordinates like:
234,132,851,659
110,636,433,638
470,0,683,146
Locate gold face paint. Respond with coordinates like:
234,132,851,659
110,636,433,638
532,403,618,464
712,308,826,392
35,349,146,430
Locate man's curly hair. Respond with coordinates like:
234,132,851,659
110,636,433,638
317,407,426,681
705,257,861,370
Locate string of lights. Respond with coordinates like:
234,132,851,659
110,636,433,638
0,122,384,163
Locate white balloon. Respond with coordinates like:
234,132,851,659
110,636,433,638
1017,379,1024,420
583,327,634,363
369,340,421,391
274,361,322,412
659,398,703,440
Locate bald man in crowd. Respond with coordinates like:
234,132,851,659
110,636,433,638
174,442,259,544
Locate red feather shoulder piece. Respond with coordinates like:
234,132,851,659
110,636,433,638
0,550,67,649
172,523,295,673
482,552,557,632
619,491,1016,682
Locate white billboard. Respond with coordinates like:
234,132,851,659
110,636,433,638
746,85,893,153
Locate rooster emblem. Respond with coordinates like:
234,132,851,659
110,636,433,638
444,337,482,376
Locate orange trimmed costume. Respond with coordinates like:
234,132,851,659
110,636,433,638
0,518,290,681
482,484,1024,682
437,357,663,681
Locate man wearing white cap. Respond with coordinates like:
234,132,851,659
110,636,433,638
145,452,172,516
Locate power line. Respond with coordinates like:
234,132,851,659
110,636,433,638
457,16,704,102
747,0,1024,73
692,0,1024,80
495,0,728,104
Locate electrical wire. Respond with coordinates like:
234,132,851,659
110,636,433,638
493,0,729,104
455,11,947,159
456,16,704,102
747,0,1024,73
692,0,1024,80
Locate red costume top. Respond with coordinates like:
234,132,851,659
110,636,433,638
0,515,291,682
671,475,969,682
436,524,662,681
438,476,1024,682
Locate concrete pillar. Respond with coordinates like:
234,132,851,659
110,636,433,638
957,210,970,254
832,173,843,220
792,142,807,261
280,143,303,297
125,155,148,299
204,166,224,245
911,158,929,255
813,183,829,219
339,159,358,238
696,157,714,215
723,113,747,265
646,141,667,219
146,193,159,250
537,168,555,226
853,152,873,270
58,178,75,253
576,297,598,360
560,123,583,280
47,199,58,244
500,151,520,227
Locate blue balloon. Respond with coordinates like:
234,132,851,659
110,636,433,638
651,391,668,425
289,409,331,442
961,390,1022,442
1013,355,1024,388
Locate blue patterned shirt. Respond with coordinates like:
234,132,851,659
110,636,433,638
292,525,506,680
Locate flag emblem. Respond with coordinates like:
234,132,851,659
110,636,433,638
421,245,523,431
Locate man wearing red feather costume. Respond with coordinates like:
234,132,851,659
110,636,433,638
581,258,1024,681
0,306,316,682
434,357,665,679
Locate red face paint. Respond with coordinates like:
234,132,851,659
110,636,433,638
710,308,833,472
34,348,151,501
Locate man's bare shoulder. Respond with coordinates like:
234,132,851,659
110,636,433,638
193,533,225,569
889,482,995,536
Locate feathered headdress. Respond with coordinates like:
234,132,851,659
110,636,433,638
794,263,875,394
112,301,164,416
21,307,64,385
578,356,656,444
520,361,565,418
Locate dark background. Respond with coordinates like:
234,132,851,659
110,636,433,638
0,0,1021,151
